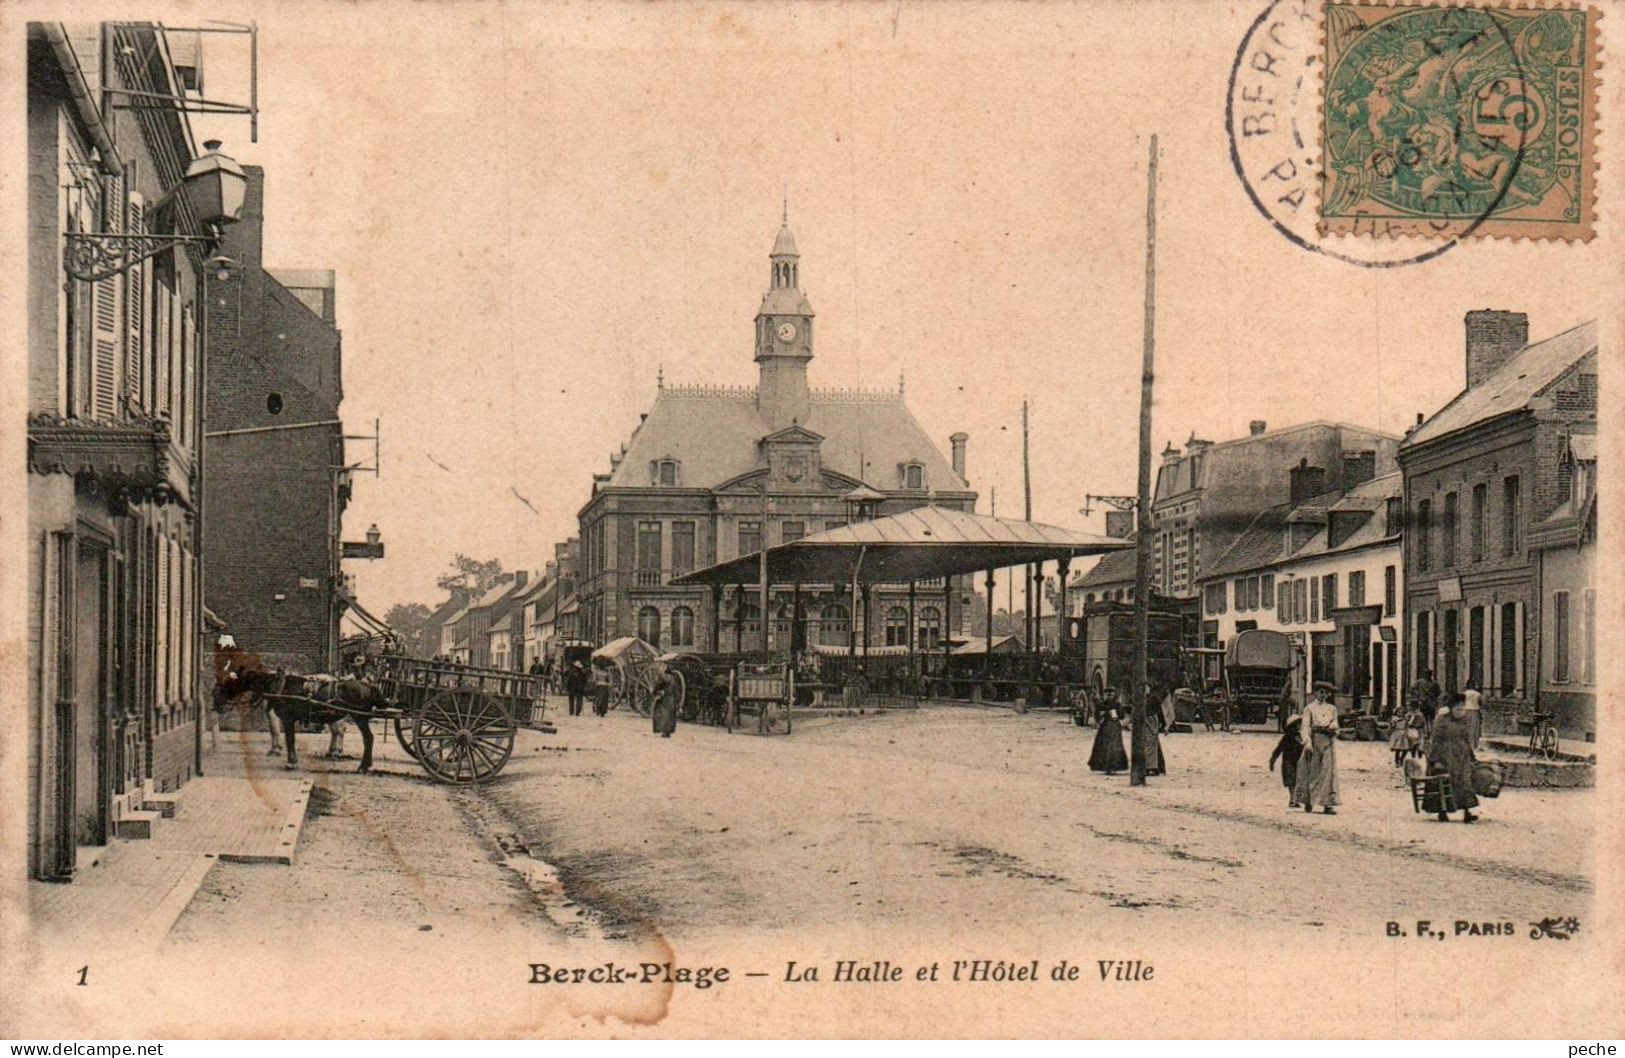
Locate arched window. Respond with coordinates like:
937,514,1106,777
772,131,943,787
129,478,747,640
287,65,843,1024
917,606,942,651
670,606,694,648
737,602,761,635
637,606,661,647
884,606,909,647
903,463,924,490
819,603,850,646
1084,592,1096,605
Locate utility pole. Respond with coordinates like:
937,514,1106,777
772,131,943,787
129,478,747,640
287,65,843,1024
1130,134,1159,786
1023,399,1034,651
759,483,770,654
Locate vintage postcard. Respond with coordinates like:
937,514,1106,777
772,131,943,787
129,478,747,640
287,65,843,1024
1,0,1620,1041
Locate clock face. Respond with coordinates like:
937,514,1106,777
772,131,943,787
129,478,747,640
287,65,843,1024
776,321,798,343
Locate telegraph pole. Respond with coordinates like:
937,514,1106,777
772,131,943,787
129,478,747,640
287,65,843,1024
1023,399,1034,651
1130,135,1159,787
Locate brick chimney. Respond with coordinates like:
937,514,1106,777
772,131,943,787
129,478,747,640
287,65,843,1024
950,432,968,481
1249,420,1267,437
1289,458,1327,507
1465,310,1529,389
513,570,530,590
1341,449,1377,487
1104,510,1135,539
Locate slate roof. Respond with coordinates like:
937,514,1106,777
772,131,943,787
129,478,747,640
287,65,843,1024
1205,473,1403,578
1329,471,1403,512
426,596,464,629
1074,547,1138,589
488,613,513,634
1204,503,1294,579
470,577,519,611
1404,320,1598,449
605,389,968,493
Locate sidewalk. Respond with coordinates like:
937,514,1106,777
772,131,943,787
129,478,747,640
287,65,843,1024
28,739,313,952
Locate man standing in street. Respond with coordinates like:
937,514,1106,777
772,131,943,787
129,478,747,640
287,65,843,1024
1410,669,1440,734
1461,679,1484,748
563,660,588,717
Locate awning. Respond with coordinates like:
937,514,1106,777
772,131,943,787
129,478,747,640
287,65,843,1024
338,590,393,637
671,505,1131,587
951,634,1020,655
1569,434,1597,462
591,636,657,663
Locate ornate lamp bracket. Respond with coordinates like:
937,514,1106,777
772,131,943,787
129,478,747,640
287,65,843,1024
63,232,212,283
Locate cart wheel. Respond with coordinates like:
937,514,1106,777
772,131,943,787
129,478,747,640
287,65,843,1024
629,673,655,717
394,716,421,761
413,687,515,785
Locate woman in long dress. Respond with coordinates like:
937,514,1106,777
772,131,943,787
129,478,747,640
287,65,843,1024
1296,682,1341,815
1088,692,1130,775
1426,694,1480,823
651,671,678,738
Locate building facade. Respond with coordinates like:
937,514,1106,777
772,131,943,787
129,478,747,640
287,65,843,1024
1150,421,1399,600
25,23,216,879
575,220,977,653
1198,469,1404,714
203,167,349,673
1399,312,1598,740
1530,435,1597,738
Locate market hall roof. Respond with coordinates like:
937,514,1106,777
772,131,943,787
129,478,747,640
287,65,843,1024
1404,319,1598,449
603,386,968,493
671,505,1131,587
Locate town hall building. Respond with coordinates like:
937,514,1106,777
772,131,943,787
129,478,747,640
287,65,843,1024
575,218,977,653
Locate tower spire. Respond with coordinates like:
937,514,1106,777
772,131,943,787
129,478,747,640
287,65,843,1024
783,186,788,225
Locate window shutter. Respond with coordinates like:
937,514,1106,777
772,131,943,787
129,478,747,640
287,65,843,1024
126,193,146,412
180,305,195,444
91,173,125,420
155,283,172,417
155,537,170,704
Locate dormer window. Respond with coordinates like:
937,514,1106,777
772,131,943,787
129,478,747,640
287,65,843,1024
901,462,925,490
650,458,680,486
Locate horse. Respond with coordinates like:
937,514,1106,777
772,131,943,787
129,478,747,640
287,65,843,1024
213,644,385,774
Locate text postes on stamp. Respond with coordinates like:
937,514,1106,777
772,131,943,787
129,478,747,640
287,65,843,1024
1321,3,1597,241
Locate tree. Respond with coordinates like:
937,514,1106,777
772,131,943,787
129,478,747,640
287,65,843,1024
436,554,506,608
383,602,436,657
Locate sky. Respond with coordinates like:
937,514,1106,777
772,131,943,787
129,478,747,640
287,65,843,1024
182,0,1608,616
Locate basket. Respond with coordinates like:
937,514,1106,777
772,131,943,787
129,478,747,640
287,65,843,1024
1472,761,1503,798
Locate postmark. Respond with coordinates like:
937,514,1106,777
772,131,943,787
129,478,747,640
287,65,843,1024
1321,2,1598,240
1228,0,1464,266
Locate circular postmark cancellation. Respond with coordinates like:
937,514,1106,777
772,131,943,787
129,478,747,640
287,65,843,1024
1228,0,1598,266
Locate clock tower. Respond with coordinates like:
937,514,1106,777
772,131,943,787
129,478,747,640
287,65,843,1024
755,212,815,431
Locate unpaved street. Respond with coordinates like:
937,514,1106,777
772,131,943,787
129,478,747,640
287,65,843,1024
481,705,1592,942
174,704,1592,947
100,705,1598,1037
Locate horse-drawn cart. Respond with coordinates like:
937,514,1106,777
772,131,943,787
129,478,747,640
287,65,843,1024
590,636,662,715
359,654,545,784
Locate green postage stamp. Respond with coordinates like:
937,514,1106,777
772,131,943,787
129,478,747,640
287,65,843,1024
1322,3,1598,240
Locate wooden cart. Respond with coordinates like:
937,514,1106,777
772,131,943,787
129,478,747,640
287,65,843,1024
728,660,794,735
368,654,544,784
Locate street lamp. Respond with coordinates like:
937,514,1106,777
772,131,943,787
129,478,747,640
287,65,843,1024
64,139,248,282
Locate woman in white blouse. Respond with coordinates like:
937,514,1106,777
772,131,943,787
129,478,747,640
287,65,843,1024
1296,682,1342,815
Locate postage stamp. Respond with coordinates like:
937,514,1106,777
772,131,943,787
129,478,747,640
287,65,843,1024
1320,3,1598,240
